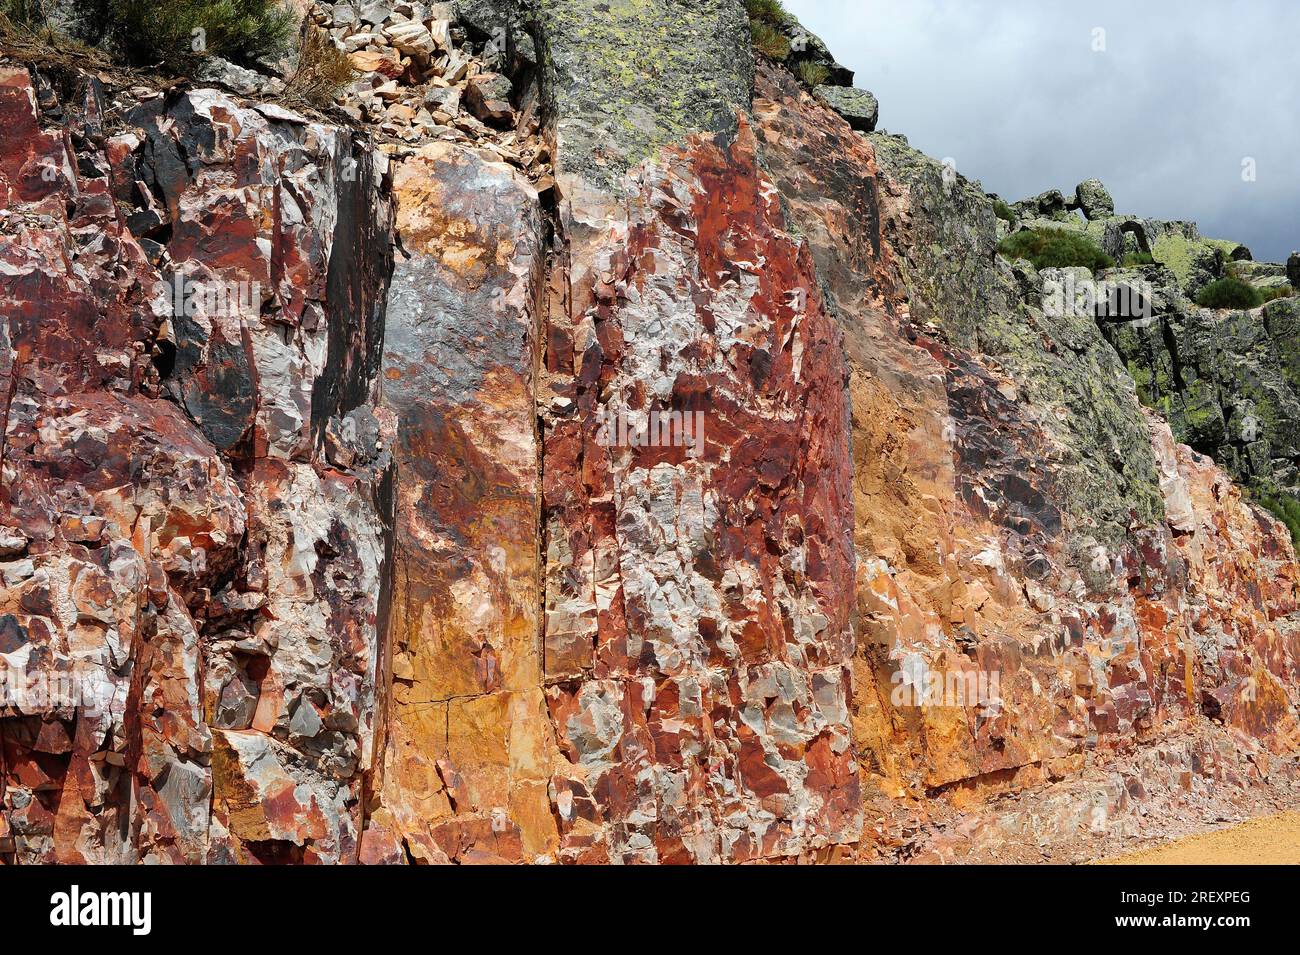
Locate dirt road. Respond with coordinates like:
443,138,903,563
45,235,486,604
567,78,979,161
1099,810,1300,864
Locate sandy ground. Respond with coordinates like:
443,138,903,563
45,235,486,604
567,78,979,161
1098,810,1300,864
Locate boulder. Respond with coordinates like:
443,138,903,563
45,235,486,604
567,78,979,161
359,2,395,25
813,85,878,131
384,20,438,59
455,0,508,35
779,14,854,86
423,84,461,116
1015,189,1069,220
194,57,272,97
1289,251,1300,287
463,72,513,125
1073,178,1114,220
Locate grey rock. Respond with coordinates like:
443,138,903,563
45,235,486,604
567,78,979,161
454,0,517,38
423,85,462,115
291,697,325,739
1289,251,1300,287
463,72,513,125
1073,178,1114,220
1101,294,1300,497
772,11,853,85
1014,189,1070,221
536,0,752,193
1185,243,1226,298
359,3,395,25
813,85,878,132
194,57,269,97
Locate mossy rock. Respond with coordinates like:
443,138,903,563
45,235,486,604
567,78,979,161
537,0,752,192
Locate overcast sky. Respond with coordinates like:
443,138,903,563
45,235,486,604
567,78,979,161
785,0,1299,263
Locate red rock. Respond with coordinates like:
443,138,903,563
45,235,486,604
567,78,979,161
0,66,393,864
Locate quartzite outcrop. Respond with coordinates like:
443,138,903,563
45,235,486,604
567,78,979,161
1,0,1298,865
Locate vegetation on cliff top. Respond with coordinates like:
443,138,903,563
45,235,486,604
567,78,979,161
998,226,1115,273
94,0,296,68
1,0,295,69
1258,493,1300,548
746,0,791,60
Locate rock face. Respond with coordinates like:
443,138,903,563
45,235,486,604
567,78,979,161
756,62,1299,835
369,140,553,864
3,1,1300,866
1103,296,1300,499
0,66,393,863
536,120,860,863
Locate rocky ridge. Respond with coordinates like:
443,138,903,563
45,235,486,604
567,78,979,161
1,0,1297,864
995,173,1300,507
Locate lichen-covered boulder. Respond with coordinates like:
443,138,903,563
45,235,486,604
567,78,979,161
534,0,752,192
1013,188,1070,220
814,84,878,131
1072,178,1115,219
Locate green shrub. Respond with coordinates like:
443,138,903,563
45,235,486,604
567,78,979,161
1121,251,1155,267
100,0,296,69
1258,494,1300,549
997,227,1115,273
1195,276,1264,310
992,198,1015,222
0,0,42,28
796,60,829,86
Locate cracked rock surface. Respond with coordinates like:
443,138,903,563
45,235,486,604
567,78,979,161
3,1,1299,864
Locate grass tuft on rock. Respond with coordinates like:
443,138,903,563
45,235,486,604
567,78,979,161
745,0,790,60
992,198,1015,222
1195,276,1264,310
997,227,1115,273
796,60,829,86
283,26,355,109
1121,251,1155,267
